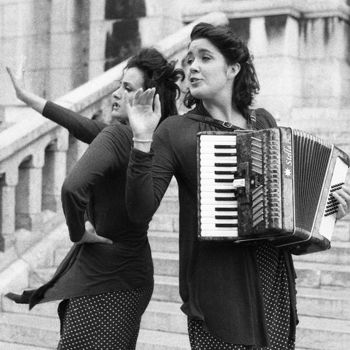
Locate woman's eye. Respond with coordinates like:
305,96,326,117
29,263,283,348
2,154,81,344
202,56,211,61
187,57,194,65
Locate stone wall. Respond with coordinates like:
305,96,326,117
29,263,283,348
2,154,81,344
182,0,350,124
0,0,183,123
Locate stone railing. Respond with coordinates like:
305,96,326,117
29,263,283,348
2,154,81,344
0,12,228,269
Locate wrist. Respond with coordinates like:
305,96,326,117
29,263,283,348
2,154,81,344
132,137,153,143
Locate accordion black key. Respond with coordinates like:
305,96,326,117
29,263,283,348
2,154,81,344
197,127,350,255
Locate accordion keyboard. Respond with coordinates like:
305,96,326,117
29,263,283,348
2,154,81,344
199,134,239,237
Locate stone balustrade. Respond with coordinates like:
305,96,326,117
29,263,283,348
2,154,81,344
0,12,228,269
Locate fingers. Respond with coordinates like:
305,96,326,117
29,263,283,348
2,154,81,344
333,186,350,220
6,67,16,85
131,88,156,106
97,236,113,244
154,94,161,116
79,226,113,245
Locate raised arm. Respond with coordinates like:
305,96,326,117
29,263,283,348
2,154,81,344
6,66,107,144
42,102,107,144
125,88,175,223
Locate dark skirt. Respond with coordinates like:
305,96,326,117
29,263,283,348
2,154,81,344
57,286,153,350
188,243,295,350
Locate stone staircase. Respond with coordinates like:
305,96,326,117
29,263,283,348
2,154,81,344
0,177,350,349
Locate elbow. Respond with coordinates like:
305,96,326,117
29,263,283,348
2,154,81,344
61,178,75,202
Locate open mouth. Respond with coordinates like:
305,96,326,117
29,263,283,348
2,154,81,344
189,77,201,84
112,102,120,110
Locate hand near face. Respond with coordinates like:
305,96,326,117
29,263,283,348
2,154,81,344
333,183,350,220
76,220,113,245
126,88,161,140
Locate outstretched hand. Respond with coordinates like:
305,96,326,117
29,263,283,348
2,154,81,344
125,88,161,140
76,221,113,245
6,57,27,101
334,183,350,220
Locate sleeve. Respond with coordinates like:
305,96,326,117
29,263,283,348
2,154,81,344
43,101,108,144
255,108,278,129
126,123,176,224
61,125,131,242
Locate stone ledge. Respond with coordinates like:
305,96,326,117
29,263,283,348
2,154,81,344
182,0,350,21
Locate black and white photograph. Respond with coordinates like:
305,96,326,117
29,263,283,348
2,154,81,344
0,1,349,349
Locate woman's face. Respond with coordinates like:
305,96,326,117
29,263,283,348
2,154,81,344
186,38,234,101
111,67,145,123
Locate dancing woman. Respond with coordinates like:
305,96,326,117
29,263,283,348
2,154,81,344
6,48,183,349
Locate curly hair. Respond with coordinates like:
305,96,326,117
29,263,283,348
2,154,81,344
184,22,260,119
126,48,184,124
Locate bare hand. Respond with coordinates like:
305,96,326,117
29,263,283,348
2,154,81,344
126,88,161,140
6,57,27,101
333,184,350,220
76,221,113,245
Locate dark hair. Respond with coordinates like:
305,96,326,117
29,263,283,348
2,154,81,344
184,22,260,119
126,48,184,124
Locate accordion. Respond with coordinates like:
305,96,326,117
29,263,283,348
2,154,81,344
197,127,350,255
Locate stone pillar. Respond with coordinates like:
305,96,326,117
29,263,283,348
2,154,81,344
15,153,44,231
89,0,183,78
49,0,90,99
42,129,68,212
0,173,18,251
251,14,302,122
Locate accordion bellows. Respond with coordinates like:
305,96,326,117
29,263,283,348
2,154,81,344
197,127,350,255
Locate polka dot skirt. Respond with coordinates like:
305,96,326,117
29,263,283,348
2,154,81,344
57,286,153,350
188,242,295,350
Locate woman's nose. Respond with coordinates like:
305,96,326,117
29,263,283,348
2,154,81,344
189,61,200,73
113,87,122,99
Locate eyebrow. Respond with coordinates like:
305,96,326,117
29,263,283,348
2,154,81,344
187,48,214,56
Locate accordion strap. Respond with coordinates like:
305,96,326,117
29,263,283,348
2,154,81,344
186,110,257,131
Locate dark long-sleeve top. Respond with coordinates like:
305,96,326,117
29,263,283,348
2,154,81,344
126,103,297,346
39,102,153,301
43,101,108,143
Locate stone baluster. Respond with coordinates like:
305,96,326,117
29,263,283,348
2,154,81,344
0,171,18,252
42,129,69,212
15,152,45,232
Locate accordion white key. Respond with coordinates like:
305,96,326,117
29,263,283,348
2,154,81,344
197,127,350,255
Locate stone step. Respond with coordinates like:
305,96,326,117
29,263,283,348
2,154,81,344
0,312,59,348
297,287,350,320
0,341,52,350
153,275,181,303
149,214,179,233
155,197,179,215
137,329,190,349
1,295,60,319
332,219,350,242
294,260,350,288
297,315,350,350
294,241,350,265
141,301,187,334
